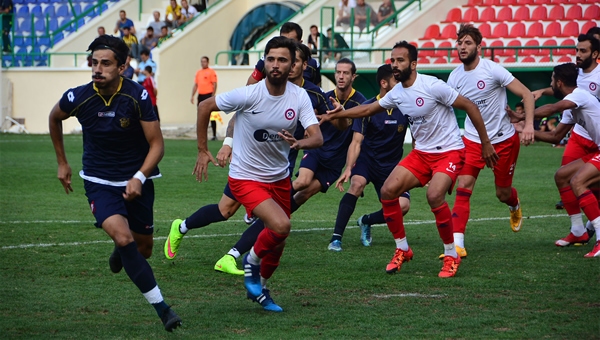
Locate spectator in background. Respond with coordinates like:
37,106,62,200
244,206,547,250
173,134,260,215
148,11,164,34
354,0,378,31
136,49,157,85
307,25,328,55
190,56,217,105
97,26,106,37
377,0,395,24
114,10,135,37
141,65,159,121
180,0,198,26
1,0,13,53
325,28,349,62
141,27,159,51
336,0,356,27
122,54,135,79
165,0,182,29
121,26,140,60
159,26,171,44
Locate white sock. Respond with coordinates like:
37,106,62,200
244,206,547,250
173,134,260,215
260,277,268,289
143,286,164,304
228,248,241,259
571,223,586,237
591,217,600,242
444,243,458,257
395,237,409,251
570,214,584,237
248,248,261,265
453,233,465,248
179,220,188,234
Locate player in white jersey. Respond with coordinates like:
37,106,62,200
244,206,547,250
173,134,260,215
529,63,600,258
321,41,498,278
446,24,535,258
194,36,323,311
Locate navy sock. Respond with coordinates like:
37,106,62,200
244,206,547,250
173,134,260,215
185,204,227,230
234,219,265,254
118,241,157,294
331,193,358,242
152,301,169,317
364,209,384,225
291,198,301,214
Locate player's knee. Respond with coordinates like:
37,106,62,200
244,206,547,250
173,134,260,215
348,181,366,196
218,199,240,219
293,177,311,192
400,198,411,216
426,191,445,207
495,187,511,203
138,244,153,259
269,219,291,235
554,168,571,188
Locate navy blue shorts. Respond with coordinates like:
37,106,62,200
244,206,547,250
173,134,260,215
84,180,155,235
298,151,342,193
223,182,237,200
351,155,410,200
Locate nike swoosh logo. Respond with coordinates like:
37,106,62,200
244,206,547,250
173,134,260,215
216,264,222,268
250,111,263,114
167,239,175,258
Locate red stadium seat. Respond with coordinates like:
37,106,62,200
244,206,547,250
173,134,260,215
556,38,575,55
489,40,504,57
422,24,440,39
418,57,431,64
484,0,501,5
582,21,597,35
566,5,582,20
548,6,565,20
531,6,547,21
436,41,453,57
509,23,526,37
492,23,508,38
479,23,492,37
539,56,552,62
533,0,551,4
440,24,457,39
545,21,562,37
516,0,534,4
541,38,558,56
500,0,517,5
521,56,536,62
504,56,517,63
557,55,573,62
505,39,521,57
496,7,513,22
467,0,484,6
433,57,448,64
562,22,579,37
480,7,496,22
444,8,462,23
513,7,530,21
527,22,543,37
450,57,461,63
409,41,419,48
420,41,435,57
583,5,599,20
463,7,479,22
522,39,540,56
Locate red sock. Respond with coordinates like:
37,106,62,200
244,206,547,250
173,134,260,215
260,246,284,279
579,190,600,222
253,228,288,258
590,188,600,208
432,202,454,244
559,187,581,216
382,198,405,239
452,188,472,234
505,187,519,207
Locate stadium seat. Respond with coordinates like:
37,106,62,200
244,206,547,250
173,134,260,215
583,5,599,20
422,24,440,39
420,41,435,57
566,5,582,19
489,40,504,57
516,0,534,4
34,17,46,32
30,5,42,15
467,0,483,5
548,6,565,20
505,39,521,57
539,56,552,62
48,17,58,31
436,41,453,58
521,56,536,62
43,5,55,16
504,56,517,63
545,21,561,37
480,7,495,22
531,6,547,21
479,23,491,37
491,23,508,38
557,55,572,62
433,57,448,64
509,23,526,38
562,21,579,37
440,24,457,39
522,39,540,56
483,0,501,5
531,0,551,4
500,0,517,5
56,4,69,17
541,38,558,56
443,8,461,23
16,5,29,15
582,21,597,34
418,57,430,64
463,7,478,22
527,22,543,37
19,18,32,33
513,6,529,21
556,38,575,55
496,7,512,21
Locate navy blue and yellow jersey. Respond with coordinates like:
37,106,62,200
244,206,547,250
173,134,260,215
59,77,159,182
312,88,366,169
252,58,321,85
353,96,408,166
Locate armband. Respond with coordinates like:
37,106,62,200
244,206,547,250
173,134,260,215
133,171,147,184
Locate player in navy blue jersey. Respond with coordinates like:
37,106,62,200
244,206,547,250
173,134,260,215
328,64,411,251
48,35,181,332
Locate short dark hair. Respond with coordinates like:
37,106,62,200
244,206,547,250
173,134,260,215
264,36,297,61
586,26,600,37
376,64,394,85
140,49,150,56
310,25,318,30
88,35,130,66
515,102,524,109
336,58,356,74
144,65,153,73
201,56,209,62
296,43,311,63
147,26,154,32
578,33,600,55
457,24,482,45
392,41,418,62
280,22,303,41
553,63,578,88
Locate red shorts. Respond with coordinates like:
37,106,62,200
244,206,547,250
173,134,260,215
228,177,291,218
399,148,465,191
587,152,600,172
562,131,599,166
460,134,520,188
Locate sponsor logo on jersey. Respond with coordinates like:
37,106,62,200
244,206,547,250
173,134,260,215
98,111,116,118
407,116,427,125
415,97,424,107
67,91,75,102
120,117,130,128
477,80,485,90
285,108,296,120
254,129,283,143
384,120,398,124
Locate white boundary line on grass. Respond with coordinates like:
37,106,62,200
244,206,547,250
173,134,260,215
373,293,447,299
0,214,566,250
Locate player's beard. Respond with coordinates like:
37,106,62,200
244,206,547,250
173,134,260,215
459,49,478,65
576,55,592,70
266,69,290,87
552,85,565,100
393,66,412,83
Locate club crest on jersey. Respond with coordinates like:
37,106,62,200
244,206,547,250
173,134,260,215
397,125,405,133
98,111,115,118
477,80,486,89
120,117,130,128
590,83,597,91
415,97,424,107
284,108,296,120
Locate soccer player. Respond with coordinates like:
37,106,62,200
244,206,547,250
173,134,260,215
447,24,535,258
320,41,498,278
48,35,181,332
528,63,600,257
194,36,323,311
329,64,411,251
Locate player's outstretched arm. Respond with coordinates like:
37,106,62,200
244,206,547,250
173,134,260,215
532,87,553,101
321,99,383,124
194,97,219,182
453,95,498,168
534,123,573,144
49,102,73,194
506,79,535,145
534,100,576,119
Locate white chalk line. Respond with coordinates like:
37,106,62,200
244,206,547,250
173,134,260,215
373,293,447,299
0,214,566,250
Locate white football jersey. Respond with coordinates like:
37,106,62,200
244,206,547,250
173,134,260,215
216,81,318,182
379,73,463,153
561,88,600,148
561,65,600,140
448,58,515,144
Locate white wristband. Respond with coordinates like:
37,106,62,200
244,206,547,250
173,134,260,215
223,137,233,148
133,171,146,184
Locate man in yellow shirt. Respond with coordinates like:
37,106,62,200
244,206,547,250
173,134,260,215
121,26,139,60
165,0,182,28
